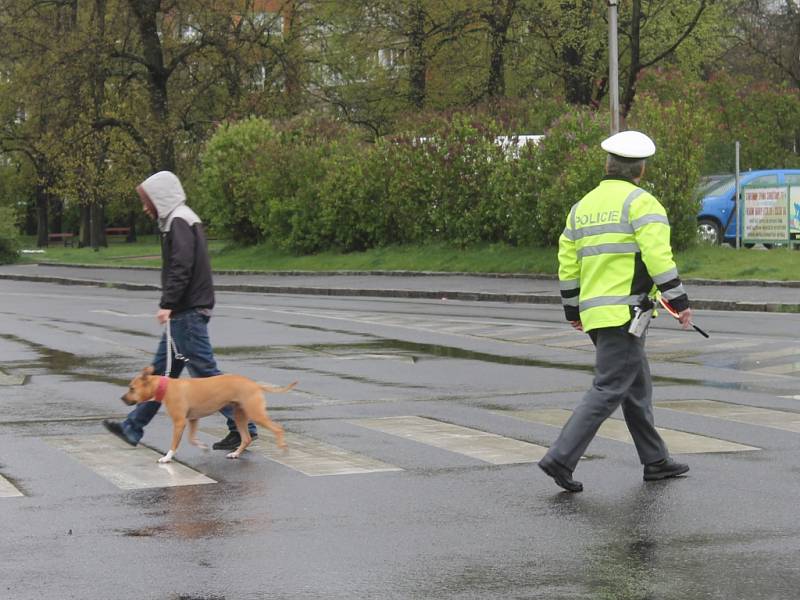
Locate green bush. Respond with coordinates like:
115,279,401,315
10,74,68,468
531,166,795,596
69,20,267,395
0,206,20,264
628,93,711,249
195,117,280,244
196,102,716,254
532,110,607,245
317,143,392,251
197,115,360,252
383,114,508,246
492,108,606,246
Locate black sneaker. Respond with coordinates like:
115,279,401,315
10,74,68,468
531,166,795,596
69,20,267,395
643,457,690,481
538,454,583,493
103,420,137,446
212,431,257,450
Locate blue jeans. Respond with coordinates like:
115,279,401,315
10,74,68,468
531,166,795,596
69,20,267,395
121,309,256,443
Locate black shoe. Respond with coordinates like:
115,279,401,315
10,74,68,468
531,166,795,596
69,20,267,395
643,457,689,481
212,431,257,450
539,455,583,492
102,420,137,446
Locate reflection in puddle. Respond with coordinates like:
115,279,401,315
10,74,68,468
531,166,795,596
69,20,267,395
3,331,798,397
0,333,132,386
121,483,272,540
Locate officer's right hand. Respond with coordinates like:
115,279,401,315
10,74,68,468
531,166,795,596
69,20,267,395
569,320,583,332
677,308,693,329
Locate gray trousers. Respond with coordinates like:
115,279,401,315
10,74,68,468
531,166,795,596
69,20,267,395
544,325,668,471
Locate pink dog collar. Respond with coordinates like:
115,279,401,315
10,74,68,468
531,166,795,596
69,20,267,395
154,376,169,403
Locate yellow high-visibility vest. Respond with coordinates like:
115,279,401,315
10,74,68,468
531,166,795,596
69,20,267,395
558,179,684,332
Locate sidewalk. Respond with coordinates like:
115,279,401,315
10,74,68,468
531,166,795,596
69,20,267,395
0,262,798,313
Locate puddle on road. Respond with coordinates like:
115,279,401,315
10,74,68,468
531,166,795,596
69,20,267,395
0,333,131,386
2,332,797,397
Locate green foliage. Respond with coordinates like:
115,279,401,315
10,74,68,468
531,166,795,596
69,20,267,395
199,104,712,253
386,114,507,247
197,115,362,253
0,206,20,263
317,144,392,251
530,110,607,245
706,74,800,171
637,70,800,175
196,117,279,244
491,108,606,246
628,92,712,249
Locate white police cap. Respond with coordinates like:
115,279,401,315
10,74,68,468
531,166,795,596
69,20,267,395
600,130,656,158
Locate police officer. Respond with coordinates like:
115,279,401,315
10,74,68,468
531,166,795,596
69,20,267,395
538,130,692,493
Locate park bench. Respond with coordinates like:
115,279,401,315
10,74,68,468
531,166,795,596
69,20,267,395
105,227,131,242
47,232,75,247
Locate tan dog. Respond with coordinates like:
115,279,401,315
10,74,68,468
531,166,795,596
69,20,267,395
121,366,296,463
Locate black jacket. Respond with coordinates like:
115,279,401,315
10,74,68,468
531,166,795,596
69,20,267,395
159,217,214,313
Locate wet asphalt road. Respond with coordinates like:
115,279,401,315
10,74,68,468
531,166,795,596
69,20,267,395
1,277,800,599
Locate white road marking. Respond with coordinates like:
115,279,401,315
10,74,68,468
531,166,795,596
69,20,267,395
506,408,759,454
350,416,547,464
204,428,402,476
91,309,152,318
749,363,800,375
656,400,800,434
739,347,800,361
0,474,23,498
45,434,216,490
0,369,25,386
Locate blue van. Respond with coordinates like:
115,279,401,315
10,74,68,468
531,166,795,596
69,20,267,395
697,169,800,244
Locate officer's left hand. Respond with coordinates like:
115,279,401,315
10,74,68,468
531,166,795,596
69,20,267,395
569,320,583,332
677,308,692,329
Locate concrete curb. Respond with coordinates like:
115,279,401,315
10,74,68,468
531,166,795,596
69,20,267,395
2,271,799,313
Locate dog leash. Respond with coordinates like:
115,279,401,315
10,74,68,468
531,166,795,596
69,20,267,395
164,319,188,376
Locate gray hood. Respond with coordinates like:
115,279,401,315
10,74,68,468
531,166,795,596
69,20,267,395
139,171,200,232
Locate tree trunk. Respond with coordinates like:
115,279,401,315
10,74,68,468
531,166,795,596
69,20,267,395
560,0,595,105
128,0,175,171
407,4,427,110
486,0,518,99
621,0,642,118
80,205,90,247
35,185,48,247
51,198,63,235
127,210,137,243
90,203,106,249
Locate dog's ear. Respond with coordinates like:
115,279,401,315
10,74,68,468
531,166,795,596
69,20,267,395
142,366,155,376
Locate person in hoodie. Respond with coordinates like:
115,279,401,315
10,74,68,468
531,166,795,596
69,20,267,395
103,171,257,450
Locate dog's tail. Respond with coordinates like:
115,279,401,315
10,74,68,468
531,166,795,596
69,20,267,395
258,381,298,394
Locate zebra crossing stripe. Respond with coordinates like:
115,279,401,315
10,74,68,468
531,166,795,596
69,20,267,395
45,435,216,490
695,340,762,351
0,368,25,386
749,363,800,375
505,409,759,454
203,428,402,476
739,347,800,361
0,474,23,498
544,337,595,349
350,416,547,464
656,400,800,433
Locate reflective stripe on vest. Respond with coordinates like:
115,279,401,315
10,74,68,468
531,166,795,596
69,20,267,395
579,295,641,312
559,279,580,291
565,188,645,242
652,267,679,285
577,242,640,260
660,285,687,300
631,213,670,230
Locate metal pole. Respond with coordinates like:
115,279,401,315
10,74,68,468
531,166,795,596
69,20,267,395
608,0,620,134
735,141,741,249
